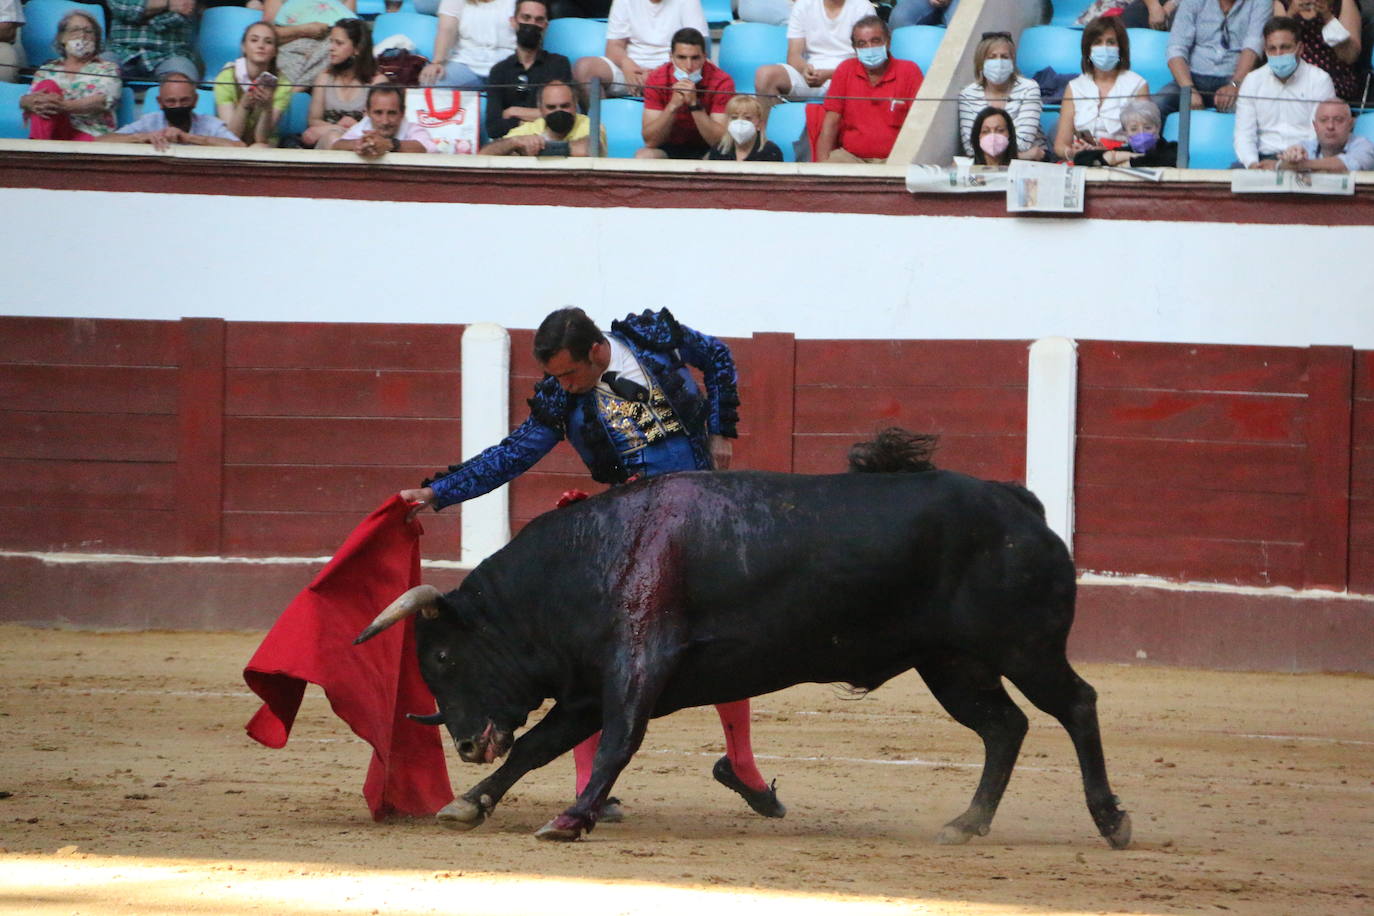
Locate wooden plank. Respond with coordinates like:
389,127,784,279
225,322,464,370
1354,350,1374,397
739,333,794,472
795,385,1026,436
0,459,173,510
0,411,177,462
176,318,225,555
791,432,1025,480
1077,389,1305,443
0,317,179,366
221,509,461,558
1074,532,1305,588
224,465,443,513
1350,547,1374,594
795,340,1029,387
1353,450,1374,499
1353,401,1374,449
1301,346,1353,590
0,365,178,413
224,368,461,418
223,417,460,466
510,472,605,521
1078,340,1308,393
1076,437,1307,494
0,506,180,554
1076,483,1304,541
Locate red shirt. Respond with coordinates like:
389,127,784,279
822,56,923,160
644,59,735,147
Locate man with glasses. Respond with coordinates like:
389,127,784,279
1158,0,1268,117
104,0,199,83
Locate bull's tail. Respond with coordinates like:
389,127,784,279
847,427,939,474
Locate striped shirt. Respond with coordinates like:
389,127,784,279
957,75,1044,157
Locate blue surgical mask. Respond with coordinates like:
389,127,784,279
1268,52,1298,79
1128,130,1158,153
673,66,703,84
855,45,888,68
1089,45,1120,71
982,57,1014,84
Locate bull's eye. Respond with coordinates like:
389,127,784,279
435,649,449,664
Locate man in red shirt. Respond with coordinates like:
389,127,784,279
815,15,923,163
637,27,736,159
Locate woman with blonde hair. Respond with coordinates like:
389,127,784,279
707,95,784,161
956,30,1044,159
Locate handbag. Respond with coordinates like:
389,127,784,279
406,87,481,155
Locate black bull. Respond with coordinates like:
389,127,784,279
356,467,1132,847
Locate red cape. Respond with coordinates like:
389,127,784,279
243,496,454,820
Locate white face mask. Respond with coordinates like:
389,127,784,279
673,66,703,84
727,118,757,145
65,38,95,58
982,57,1013,84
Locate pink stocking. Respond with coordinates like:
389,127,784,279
573,731,599,796
716,699,768,791
27,80,78,141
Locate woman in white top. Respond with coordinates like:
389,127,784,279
956,30,1045,159
421,0,517,88
1054,15,1148,161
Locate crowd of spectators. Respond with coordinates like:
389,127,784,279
5,0,1371,172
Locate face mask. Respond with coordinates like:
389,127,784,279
982,57,1014,84
543,109,575,136
727,118,757,145
855,45,888,68
673,66,703,83
515,23,543,50
1268,52,1298,79
978,131,1009,158
65,38,95,58
1089,45,1120,71
162,105,194,131
1128,130,1158,153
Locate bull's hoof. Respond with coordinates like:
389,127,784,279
436,797,486,832
599,797,625,824
534,815,584,842
712,756,786,818
1104,811,1132,850
936,816,989,846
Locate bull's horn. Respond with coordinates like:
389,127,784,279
407,712,446,726
354,585,442,645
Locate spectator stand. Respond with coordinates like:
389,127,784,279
717,21,785,94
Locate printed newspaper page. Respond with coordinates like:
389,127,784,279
905,159,1009,194
1006,160,1086,213
1230,169,1354,196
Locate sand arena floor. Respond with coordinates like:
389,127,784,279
0,625,1371,915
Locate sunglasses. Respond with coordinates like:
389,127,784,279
981,31,1013,41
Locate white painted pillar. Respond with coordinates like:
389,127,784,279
459,323,511,566
1025,337,1078,553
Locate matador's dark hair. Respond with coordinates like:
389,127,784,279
533,307,606,363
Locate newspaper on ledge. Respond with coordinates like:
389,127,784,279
905,159,1010,194
1006,160,1086,213
1230,169,1354,196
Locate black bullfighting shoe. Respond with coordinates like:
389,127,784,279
713,756,786,818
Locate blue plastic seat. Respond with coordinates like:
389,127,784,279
1351,111,1374,142
543,17,608,62
1125,28,1171,94
1048,0,1094,28
890,24,943,73
372,11,440,60
117,86,135,125
357,0,416,17
1163,110,1236,169
1017,25,1082,79
197,8,264,83
701,0,734,26
1040,107,1059,149
278,91,312,138
0,82,28,138
21,0,107,68
598,96,644,157
718,22,786,95
766,99,812,161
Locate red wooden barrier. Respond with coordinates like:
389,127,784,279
1350,351,1374,594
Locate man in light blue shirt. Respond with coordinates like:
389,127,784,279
1277,99,1374,172
1159,0,1268,117
103,73,244,150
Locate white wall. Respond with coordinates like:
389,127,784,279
5,186,1374,347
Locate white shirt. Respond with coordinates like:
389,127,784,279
598,336,650,395
606,0,710,71
786,0,875,72
438,0,517,78
958,75,1044,157
340,117,439,152
1234,60,1334,167
1068,69,1147,141
0,0,24,25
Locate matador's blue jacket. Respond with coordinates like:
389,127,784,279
425,309,740,510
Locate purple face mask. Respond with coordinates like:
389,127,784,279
1128,131,1158,154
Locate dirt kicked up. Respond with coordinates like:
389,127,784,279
0,625,1371,916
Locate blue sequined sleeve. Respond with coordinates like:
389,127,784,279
427,414,563,510
676,323,740,438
